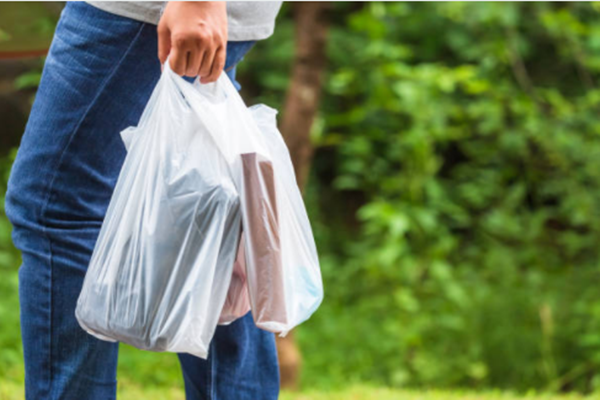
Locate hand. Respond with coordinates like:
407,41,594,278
158,2,227,83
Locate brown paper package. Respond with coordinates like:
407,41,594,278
241,152,288,329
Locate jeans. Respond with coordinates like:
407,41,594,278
5,3,279,399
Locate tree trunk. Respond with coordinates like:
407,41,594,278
280,2,330,190
277,1,330,390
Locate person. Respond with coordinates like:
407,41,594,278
5,2,283,399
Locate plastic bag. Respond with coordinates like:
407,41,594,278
164,64,324,336
247,104,324,335
76,63,324,358
75,69,242,359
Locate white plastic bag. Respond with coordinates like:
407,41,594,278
164,64,324,336
247,104,324,335
76,63,324,358
76,69,242,359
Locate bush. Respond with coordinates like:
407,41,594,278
244,2,600,392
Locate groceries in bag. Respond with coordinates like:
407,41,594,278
76,64,324,358
76,75,242,359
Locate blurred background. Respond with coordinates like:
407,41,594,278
3,2,600,399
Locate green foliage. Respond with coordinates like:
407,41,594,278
14,70,42,90
0,3,60,53
243,2,600,393
0,149,22,382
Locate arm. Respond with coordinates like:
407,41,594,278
157,2,227,83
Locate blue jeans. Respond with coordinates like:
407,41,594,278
5,3,279,399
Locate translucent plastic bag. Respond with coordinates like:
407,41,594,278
76,63,324,358
75,69,242,359
164,64,324,336
246,104,324,335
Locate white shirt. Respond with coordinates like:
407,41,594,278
86,2,283,41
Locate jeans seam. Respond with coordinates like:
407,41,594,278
212,343,217,400
22,238,54,400
47,238,57,400
207,340,216,400
37,21,147,399
206,349,211,399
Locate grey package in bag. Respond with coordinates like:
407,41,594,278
75,69,241,359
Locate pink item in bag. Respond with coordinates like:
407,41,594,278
219,234,251,325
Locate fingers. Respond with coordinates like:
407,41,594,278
157,24,171,65
198,46,215,79
169,42,187,76
167,32,203,76
201,46,226,84
185,49,203,77
163,30,226,79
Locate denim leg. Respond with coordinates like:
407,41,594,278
223,40,256,90
178,313,280,400
6,4,161,399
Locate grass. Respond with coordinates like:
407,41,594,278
280,388,600,400
3,380,600,400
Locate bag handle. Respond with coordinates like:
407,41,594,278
162,59,239,106
160,59,271,163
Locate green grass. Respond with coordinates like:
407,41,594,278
3,381,600,400
280,388,600,400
